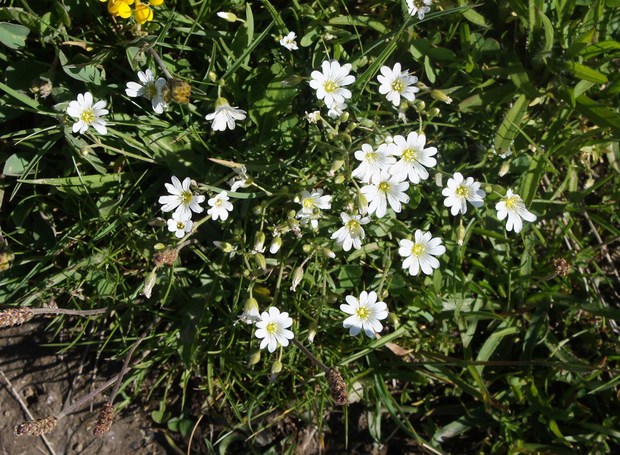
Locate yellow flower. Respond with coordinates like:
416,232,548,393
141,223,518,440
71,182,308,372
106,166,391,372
105,0,134,19
100,0,162,22
134,1,153,23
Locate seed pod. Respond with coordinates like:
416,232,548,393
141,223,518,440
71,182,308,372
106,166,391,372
154,248,178,266
327,367,347,406
0,308,34,329
14,416,57,437
93,403,114,437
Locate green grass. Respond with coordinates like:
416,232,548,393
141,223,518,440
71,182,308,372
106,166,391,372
1,0,619,452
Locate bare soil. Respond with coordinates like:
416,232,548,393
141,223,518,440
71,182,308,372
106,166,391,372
0,322,166,455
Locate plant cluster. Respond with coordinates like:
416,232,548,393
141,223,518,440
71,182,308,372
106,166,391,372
0,0,619,452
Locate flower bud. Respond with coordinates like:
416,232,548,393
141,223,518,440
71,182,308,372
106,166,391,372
269,236,282,254
271,359,283,375
254,253,267,271
213,241,235,253
356,191,369,215
427,107,440,117
216,11,238,22
334,175,345,184
269,359,283,382
457,224,466,246
290,266,304,291
142,271,157,299
208,71,218,82
253,231,266,253
321,247,336,259
431,89,453,104
307,322,318,344
329,158,345,176
302,244,312,254
248,350,261,366
499,160,510,177
239,297,260,324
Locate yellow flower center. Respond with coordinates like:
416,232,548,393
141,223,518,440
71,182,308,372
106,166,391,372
323,80,338,93
391,79,404,92
176,221,185,230
378,182,390,193
80,109,95,124
145,83,158,99
505,196,518,210
303,198,315,209
414,0,425,7
455,185,469,197
181,191,193,205
266,322,278,334
402,148,417,162
356,306,370,320
365,152,378,163
411,243,426,257
346,219,360,232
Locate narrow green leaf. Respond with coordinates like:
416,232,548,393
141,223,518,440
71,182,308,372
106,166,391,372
564,61,609,84
494,94,528,156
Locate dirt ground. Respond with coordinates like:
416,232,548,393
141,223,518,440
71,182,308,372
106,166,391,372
0,322,167,455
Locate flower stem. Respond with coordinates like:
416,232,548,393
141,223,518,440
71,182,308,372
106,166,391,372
291,338,329,374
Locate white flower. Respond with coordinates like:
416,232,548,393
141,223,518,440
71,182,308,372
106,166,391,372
352,143,396,184
360,170,410,218
388,132,437,184
377,63,419,107
279,31,298,51
66,92,108,135
269,236,283,254
207,191,234,221
407,0,433,20
125,69,168,114
297,189,332,214
305,110,321,124
158,176,206,220
166,213,193,238
495,189,537,233
340,291,388,338
309,60,355,106
228,166,251,192
205,97,247,131
326,101,347,119
296,189,331,229
398,230,446,276
441,172,486,216
239,297,260,324
331,212,371,251
254,306,294,353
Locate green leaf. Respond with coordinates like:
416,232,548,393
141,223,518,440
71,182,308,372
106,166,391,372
3,153,29,176
58,50,104,84
0,22,29,49
337,265,362,289
564,61,609,84
328,16,387,33
462,8,489,28
573,93,620,135
494,94,528,156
